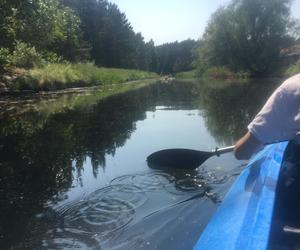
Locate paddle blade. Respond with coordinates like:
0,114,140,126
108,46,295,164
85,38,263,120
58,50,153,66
147,149,213,170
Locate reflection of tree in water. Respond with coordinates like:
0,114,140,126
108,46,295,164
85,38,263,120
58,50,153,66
195,79,280,145
0,82,198,248
0,90,141,247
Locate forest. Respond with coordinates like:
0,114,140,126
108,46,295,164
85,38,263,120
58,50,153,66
0,0,196,75
0,0,300,91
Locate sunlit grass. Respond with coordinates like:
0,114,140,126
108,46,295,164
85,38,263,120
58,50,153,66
16,63,158,91
175,70,197,79
176,67,250,80
202,66,250,80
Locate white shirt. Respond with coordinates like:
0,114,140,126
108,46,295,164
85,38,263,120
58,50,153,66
248,73,300,144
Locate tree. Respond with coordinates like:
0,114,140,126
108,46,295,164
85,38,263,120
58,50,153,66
0,0,84,62
100,3,137,68
145,40,158,72
0,0,20,49
156,39,197,74
62,0,140,68
196,0,295,76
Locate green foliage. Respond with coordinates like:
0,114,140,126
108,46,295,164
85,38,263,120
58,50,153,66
285,59,300,77
0,0,84,62
202,66,250,79
0,42,64,71
156,39,197,74
9,41,46,69
0,2,18,48
16,63,158,91
0,0,196,77
196,0,295,76
49,6,84,61
41,51,64,64
175,70,197,79
203,67,235,79
62,0,156,70
0,47,11,71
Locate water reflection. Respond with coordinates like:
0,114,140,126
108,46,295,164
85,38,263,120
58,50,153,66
0,78,281,249
196,79,280,145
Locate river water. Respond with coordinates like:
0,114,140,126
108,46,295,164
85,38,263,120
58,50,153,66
0,79,281,249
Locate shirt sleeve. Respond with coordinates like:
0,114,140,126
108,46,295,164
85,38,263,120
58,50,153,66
247,86,293,144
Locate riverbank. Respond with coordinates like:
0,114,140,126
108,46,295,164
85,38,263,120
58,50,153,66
175,67,250,81
176,59,300,81
175,70,197,79
0,63,159,95
0,79,158,123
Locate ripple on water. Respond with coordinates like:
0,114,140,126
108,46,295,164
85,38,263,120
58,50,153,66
110,172,175,191
88,184,148,209
200,169,231,185
42,170,229,248
42,237,92,250
174,177,207,192
110,171,213,197
63,201,133,236
58,185,147,238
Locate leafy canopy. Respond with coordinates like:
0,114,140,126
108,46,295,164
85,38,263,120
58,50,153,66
196,0,295,76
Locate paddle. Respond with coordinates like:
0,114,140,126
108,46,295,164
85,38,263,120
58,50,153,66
147,146,235,170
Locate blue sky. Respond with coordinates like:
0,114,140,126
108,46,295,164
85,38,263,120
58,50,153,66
110,0,300,45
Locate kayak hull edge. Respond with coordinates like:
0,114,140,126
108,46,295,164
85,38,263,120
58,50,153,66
194,142,288,250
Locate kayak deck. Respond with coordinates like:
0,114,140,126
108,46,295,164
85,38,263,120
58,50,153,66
194,142,288,250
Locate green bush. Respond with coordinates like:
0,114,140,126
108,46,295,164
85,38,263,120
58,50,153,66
0,47,11,71
41,51,64,64
176,70,197,79
0,43,64,72
285,59,300,77
10,41,45,69
203,66,234,79
202,66,250,79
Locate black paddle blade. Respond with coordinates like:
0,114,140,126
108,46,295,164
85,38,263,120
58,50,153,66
147,149,214,170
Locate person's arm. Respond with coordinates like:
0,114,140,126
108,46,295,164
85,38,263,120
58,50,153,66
234,131,262,160
235,81,289,160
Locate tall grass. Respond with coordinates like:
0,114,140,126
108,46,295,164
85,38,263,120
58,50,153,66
16,63,158,91
175,70,197,79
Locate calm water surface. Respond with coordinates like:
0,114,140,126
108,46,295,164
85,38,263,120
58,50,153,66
0,79,281,249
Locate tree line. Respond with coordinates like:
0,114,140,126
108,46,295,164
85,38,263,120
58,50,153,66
0,0,196,74
1,0,298,77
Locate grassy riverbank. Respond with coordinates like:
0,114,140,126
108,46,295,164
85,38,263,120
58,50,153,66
176,67,250,81
1,63,158,93
175,70,197,79
0,79,157,131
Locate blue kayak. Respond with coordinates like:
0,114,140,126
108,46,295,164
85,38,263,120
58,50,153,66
194,142,288,250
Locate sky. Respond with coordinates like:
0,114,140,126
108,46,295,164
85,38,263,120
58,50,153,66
110,0,300,45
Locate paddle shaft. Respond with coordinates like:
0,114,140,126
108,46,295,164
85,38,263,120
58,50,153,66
213,140,289,157
214,145,235,156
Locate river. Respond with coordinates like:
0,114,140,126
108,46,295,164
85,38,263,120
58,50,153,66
0,78,281,249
